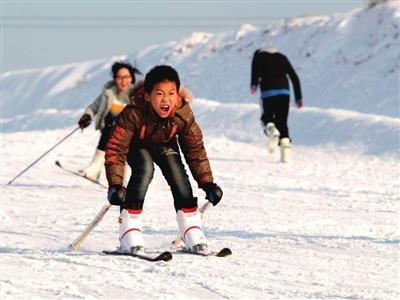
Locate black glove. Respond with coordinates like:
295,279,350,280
295,99,303,108
78,114,92,129
201,182,223,206
107,184,126,205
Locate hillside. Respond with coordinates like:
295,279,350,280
2,1,399,124
1,2,399,299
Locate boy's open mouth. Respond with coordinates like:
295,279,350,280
160,104,170,113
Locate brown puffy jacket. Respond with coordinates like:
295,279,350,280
105,83,213,187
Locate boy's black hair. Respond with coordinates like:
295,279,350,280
144,65,180,93
111,61,140,84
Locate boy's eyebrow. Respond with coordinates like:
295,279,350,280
154,88,177,92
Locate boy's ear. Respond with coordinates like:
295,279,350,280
144,92,151,102
176,94,182,108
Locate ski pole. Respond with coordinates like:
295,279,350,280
7,127,80,185
68,204,112,251
199,201,212,218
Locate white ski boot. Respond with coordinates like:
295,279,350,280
177,209,208,254
280,137,291,163
118,209,145,255
264,122,280,153
78,149,105,181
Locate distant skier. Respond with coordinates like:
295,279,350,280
250,48,303,162
104,65,223,255
77,61,140,183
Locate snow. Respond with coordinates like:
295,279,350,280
2,2,399,124
1,2,400,299
1,129,399,299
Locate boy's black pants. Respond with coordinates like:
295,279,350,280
261,94,290,139
124,140,197,211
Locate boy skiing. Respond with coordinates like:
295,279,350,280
105,65,222,255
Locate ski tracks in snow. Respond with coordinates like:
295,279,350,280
1,129,399,299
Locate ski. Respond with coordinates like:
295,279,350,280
178,247,232,257
102,250,173,262
55,160,107,188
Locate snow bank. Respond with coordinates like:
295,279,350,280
2,1,399,125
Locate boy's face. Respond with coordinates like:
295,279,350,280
146,80,179,118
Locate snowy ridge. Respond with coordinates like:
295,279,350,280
192,99,400,155
1,56,127,118
1,2,400,299
3,98,398,155
2,2,399,156
2,2,399,121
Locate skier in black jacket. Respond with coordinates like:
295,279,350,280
250,48,303,162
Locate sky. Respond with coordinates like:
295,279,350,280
2,0,366,72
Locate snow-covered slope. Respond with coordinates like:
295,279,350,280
2,2,399,154
1,129,399,299
137,3,399,116
1,2,400,299
2,1,399,122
